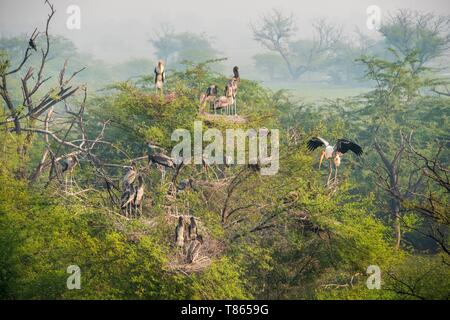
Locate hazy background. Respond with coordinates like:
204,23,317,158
1,0,450,65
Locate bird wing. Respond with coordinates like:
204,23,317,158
120,190,131,207
135,187,144,202
307,137,329,151
152,154,175,168
335,139,363,156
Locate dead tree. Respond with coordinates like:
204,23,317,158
390,135,449,255
0,1,83,177
373,131,424,249
252,10,342,80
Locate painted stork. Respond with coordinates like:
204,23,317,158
122,162,137,190
154,60,165,90
187,235,203,263
175,216,185,248
148,145,175,168
307,137,363,184
61,155,78,173
148,144,176,181
233,66,240,81
224,78,237,115
120,185,136,217
188,217,198,241
60,155,78,190
206,85,218,98
133,175,145,216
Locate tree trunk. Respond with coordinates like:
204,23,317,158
391,199,402,249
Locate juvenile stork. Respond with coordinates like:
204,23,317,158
148,144,176,181
224,78,237,115
133,175,145,216
120,185,136,217
122,162,137,190
60,155,79,190
188,216,198,241
175,216,185,249
187,235,203,263
307,137,363,184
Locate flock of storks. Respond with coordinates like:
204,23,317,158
155,60,241,116
200,66,240,115
22,30,364,266
52,59,363,262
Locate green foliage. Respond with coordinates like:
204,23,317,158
1,34,448,300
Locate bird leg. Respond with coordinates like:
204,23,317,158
334,164,338,183
319,150,325,170
327,159,333,185
161,166,166,184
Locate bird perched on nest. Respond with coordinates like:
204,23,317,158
187,234,203,263
307,137,363,185
200,85,218,114
120,185,136,217
175,216,185,248
206,84,218,98
188,217,198,241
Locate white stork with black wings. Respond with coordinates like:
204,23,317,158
307,137,363,184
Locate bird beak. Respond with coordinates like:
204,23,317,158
319,150,325,170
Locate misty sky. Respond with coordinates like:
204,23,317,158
1,0,450,66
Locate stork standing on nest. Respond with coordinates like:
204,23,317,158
307,137,363,185
187,235,203,263
200,85,218,113
223,79,236,115
226,66,240,115
175,216,185,249
188,217,198,241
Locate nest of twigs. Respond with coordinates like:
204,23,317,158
168,234,224,274
200,113,247,125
